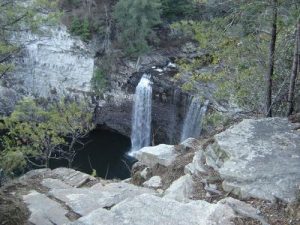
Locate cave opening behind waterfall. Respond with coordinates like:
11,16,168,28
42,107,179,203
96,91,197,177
50,126,134,180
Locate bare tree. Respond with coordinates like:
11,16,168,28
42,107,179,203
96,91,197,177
287,19,300,116
266,0,278,117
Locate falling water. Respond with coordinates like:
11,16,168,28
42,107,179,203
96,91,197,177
130,74,153,152
181,98,209,142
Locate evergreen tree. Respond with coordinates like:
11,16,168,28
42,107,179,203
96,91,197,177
161,0,195,20
113,0,162,56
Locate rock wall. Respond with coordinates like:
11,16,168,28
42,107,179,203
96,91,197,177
6,25,94,97
95,51,191,144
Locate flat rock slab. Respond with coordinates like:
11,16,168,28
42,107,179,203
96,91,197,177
49,182,155,216
42,178,72,190
68,193,237,225
23,190,70,225
51,168,96,187
134,144,178,167
206,118,300,202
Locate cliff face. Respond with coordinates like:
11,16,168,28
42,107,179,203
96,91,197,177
93,45,207,145
7,25,94,97
1,17,214,144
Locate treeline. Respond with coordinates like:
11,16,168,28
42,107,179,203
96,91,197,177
170,0,300,116
61,0,300,116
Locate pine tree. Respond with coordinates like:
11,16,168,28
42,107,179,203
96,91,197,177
113,0,162,56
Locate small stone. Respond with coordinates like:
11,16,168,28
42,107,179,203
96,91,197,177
143,176,162,189
164,174,194,202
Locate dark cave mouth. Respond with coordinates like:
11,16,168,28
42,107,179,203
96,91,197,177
50,126,136,180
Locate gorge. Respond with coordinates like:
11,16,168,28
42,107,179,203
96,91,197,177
1,1,300,224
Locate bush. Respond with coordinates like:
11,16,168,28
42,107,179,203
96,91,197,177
91,68,107,97
0,98,94,174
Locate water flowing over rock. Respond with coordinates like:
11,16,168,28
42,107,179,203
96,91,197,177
181,98,209,141
131,74,153,152
8,25,94,97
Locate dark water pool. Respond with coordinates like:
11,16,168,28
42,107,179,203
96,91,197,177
50,127,135,180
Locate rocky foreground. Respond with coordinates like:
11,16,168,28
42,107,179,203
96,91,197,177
1,118,300,225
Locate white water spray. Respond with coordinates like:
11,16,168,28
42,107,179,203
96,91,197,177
130,74,152,152
181,98,209,142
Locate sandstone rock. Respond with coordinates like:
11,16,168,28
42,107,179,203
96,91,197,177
68,193,237,225
184,150,207,175
164,174,194,202
220,197,269,225
143,176,162,189
41,178,72,190
134,144,178,167
23,190,70,225
20,168,51,180
49,182,155,216
179,138,202,152
51,168,96,187
206,118,300,202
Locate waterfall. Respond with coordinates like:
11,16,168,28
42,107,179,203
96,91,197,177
130,74,152,152
181,98,209,142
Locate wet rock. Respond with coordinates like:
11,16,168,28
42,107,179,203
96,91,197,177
206,118,300,202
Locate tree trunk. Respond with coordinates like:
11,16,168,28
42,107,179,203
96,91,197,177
68,138,76,168
287,19,300,116
266,0,278,117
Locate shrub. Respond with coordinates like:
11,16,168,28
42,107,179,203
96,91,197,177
91,68,107,97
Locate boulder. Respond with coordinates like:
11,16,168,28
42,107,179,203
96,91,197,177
163,174,194,202
134,144,178,167
68,193,237,225
206,118,300,202
143,176,162,189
